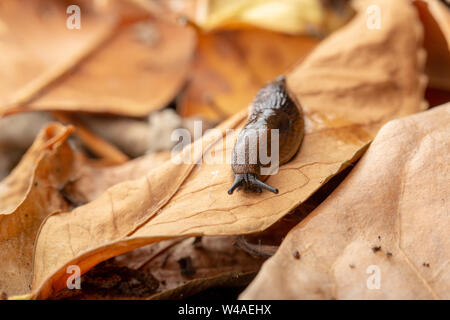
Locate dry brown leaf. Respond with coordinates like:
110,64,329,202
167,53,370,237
0,123,75,297
178,29,318,121
289,0,427,133
241,104,450,299
62,151,172,205
30,0,427,299
0,0,116,115
20,18,196,117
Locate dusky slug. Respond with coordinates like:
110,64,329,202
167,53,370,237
228,76,304,195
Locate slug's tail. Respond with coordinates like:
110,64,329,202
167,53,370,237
228,174,279,195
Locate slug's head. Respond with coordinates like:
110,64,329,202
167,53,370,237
227,173,278,195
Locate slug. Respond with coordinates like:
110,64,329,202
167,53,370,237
228,76,304,195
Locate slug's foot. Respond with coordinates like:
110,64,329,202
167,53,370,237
227,173,278,195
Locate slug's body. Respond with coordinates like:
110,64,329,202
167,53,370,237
228,76,304,195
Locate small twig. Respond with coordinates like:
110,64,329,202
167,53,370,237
234,236,278,258
137,237,187,271
51,111,129,164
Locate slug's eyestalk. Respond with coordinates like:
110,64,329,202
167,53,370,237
227,173,278,195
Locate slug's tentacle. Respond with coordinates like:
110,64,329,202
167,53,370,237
227,173,278,195
248,174,278,194
228,174,244,195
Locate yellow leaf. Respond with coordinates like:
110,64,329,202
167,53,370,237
197,0,353,35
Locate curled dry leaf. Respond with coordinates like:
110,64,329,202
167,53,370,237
178,29,318,121
241,104,450,299
30,111,245,299
0,0,116,115
24,18,196,117
29,0,428,299
0,123,75,297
